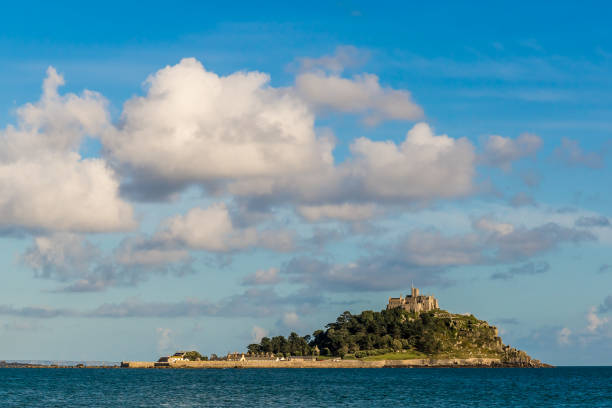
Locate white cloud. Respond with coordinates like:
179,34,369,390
480,133,542,170
0,67,135,232
242,267,281,285
344,122,475,200
22,233,99,281
251,326,269,342
282,311,300,327
296,45,368,74
557,327,572,345
294,46,422,125
587,307,609,332
103,58,334,194
295,72,423,125
224,122,477,211
554,137,604,169
158,204,251,251
156,203,294,252
0,156,135,232
474,217,515,236
156,328,173,353
5,67,109,155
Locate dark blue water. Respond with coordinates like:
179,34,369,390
1,367,611,407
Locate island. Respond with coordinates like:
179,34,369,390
122,287,551,368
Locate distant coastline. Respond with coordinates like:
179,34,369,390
0,361,119,369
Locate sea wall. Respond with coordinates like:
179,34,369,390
121,361,156,368
120,358,512,369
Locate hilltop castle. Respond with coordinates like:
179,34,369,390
387,286,439,313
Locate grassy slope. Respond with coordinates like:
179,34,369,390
362,350,427,361
343,310,505,360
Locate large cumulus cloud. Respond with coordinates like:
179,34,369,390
342,122,475,201
103,58,335,200
99,58,477,216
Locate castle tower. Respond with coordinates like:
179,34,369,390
388,286,438,314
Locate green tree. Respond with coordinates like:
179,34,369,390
183,351,204,361
260,337,272,353
247,344,261,354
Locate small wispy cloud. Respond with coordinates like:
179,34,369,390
241,268,282,286
491,261,550,280
554,138,604,169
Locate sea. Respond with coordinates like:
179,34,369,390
1,367,611,407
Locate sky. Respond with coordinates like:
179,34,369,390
0,1,611,366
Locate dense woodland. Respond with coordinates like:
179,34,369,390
246,308,471,357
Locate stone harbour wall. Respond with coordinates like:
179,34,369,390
119,357,532,369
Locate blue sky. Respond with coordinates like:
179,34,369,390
0,1,611,365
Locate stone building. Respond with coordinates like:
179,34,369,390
387,286,439,313
158,351,188,363
226,352,246,362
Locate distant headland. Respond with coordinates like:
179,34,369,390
122,287,551,368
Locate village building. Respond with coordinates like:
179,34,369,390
226,352,246,362
169,352,187,362
158,351,189,363
245,355,280,362
245,352,280,361
387,286,439,313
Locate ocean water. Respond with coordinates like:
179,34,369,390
1,367,611,407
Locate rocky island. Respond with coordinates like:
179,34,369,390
122,288,551,368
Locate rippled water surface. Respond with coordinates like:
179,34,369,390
1,367,611,407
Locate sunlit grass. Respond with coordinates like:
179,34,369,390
362,350,427,361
